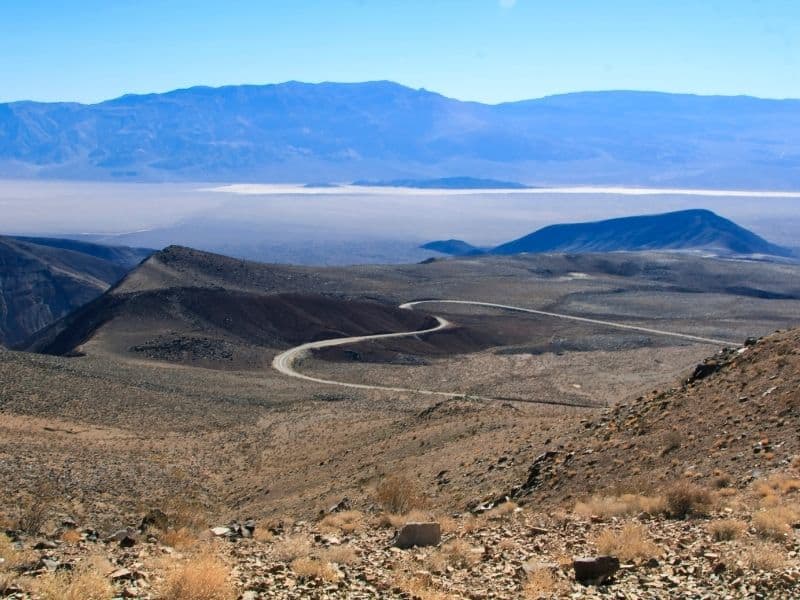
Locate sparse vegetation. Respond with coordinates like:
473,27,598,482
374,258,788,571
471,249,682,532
376,475,426,514
594,523,660,561
484,501,518,520
708,519,747,541
320,544,358,565
574,494,665,519
159,554,235,600
319,510,364,534
290,557,341,582
272,535,313,562
665,481,714,518
35,565,114,600
522,566,564,599
752,505,799,540
743,542,788,571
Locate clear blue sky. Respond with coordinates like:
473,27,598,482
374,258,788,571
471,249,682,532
2,0,798,104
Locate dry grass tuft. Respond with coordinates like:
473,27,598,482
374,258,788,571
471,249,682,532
393,572,460,600
376,509,433,529
752,505,799,540
320,544,358,565
439,538,482,568
594,523,660,562
60,529,83,544
574,494,665,519
708,519,747,541
159,553,235,600
272,535,313,562
754,473,800,497
743,542,788,571
376,475,426,514
522,566,564,599
484,501,518,520
35,565,114,600
290,557,341,582
664,481,714,518
158,527,197,550
318,510,364,534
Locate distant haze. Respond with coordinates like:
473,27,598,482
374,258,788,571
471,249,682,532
1,180,798,265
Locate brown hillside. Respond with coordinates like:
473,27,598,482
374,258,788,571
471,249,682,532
515,328,800,504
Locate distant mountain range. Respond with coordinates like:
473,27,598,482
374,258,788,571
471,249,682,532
424,209,795,259
2,81,800,187
0,236,152,346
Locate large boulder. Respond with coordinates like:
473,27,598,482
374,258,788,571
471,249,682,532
573,555,620,584
393,522,441,549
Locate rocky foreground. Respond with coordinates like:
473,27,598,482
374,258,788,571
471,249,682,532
1,470,799,599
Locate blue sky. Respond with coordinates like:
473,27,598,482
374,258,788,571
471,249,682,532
1,0,798,104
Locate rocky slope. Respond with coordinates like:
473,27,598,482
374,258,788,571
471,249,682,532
0,236,151,346
511,327,800,506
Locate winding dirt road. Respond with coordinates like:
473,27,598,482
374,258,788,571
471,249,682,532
271,300,736,407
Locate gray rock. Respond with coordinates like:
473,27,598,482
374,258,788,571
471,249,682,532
573,555,620,584
210,526,231,537
393,522,441,549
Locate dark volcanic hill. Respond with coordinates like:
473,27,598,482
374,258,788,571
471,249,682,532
24,246,438,367
3,82,800,187
0,236,152,346
420,239,484,256
490,209,793,257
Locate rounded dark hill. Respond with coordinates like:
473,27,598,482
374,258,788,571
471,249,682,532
491,209,793,257
25,287,440,369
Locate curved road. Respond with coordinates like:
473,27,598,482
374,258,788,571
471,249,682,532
272,299,737,408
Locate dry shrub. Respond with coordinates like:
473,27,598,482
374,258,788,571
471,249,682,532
320,544,358,565
169,501,209,532
437,515,459,534
319,510,364,534
574,494,665,519
439,539,482,568
36,565,113,600
17,483,56,535
393,572,459,600
159,554,235,600
253,527,274,542
60,529,83,544
376,509,432,529
711,471,733,489
376,475,425,514
522,566,564,599
290,557,340,582
272,535,312,562
594,523,659,562
754,473,800,497
484,501,518,520
708,519,747,541
752,505,799,540
664,481,714,518
743,542,788,571
0,534,25,569
661,429,682,455
158,527,197,550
